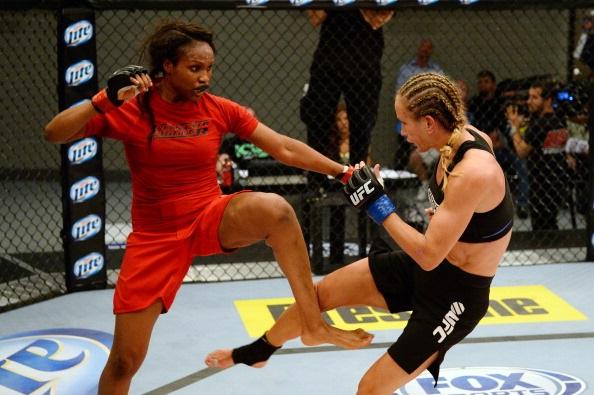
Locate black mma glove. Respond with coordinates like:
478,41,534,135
343,166,397,224
92,65,149,113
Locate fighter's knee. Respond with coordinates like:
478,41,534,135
356,376,379,395
261,194,295,224
107,349,145,379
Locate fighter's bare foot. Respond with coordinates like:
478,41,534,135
301,325,373,349
205,334,280,369
205,349,268,369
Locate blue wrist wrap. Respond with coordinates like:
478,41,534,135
366,194,397,224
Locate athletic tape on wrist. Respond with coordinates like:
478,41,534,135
338,165,354,184
366,194,397,224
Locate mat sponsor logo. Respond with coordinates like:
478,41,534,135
64,20,93,47
68,138,98,165
71,214,102,241
234,285,587,337
73,252,104,279
332,0,356,5
70,176,100,203
244,0,268,4
376,0,398,4
396,367,586,395
65,60,94,87
0,328,112,395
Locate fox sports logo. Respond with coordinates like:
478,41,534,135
73,252,104,279
64,20,93,47
397,367,586,395
68,138,98,165
65,60,94,86
0,328,112,395
71,214,102,241
70,176,100,203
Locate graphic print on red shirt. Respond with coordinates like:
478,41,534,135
84,91,258,232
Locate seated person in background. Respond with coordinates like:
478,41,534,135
469,70,529,217
395,38,444,91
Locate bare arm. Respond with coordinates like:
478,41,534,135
306,9,327,27
382,154,492,270
44,70,151,144
360,9,394,30
512,132,533,159
248,122,344,178
505,104,532,159
44,101,98,144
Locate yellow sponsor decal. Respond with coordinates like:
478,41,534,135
234,285,587,338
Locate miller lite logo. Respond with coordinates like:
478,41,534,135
64,20,93,47
349,180,375,206
73,252,104,279
68,138,98,165
70,176,100,203
71,214,102,241
65,60,94,86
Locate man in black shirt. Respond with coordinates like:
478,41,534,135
507,81,569,230
300,9,393,267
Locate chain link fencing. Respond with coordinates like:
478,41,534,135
1,1,592,312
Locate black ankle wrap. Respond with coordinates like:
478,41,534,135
231,334,281,366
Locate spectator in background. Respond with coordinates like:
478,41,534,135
393,38,443,201
469,70,529,218
301,8,394,262
395,38,444,90
506,81,570,230
456,78,474,124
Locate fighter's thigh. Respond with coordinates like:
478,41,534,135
316,258,388,311
218,192,297,248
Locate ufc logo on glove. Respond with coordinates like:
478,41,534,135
349,180,375,206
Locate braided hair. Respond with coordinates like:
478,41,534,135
138,21,216,143
398,72,467,190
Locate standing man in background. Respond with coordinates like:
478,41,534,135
300,8,393,266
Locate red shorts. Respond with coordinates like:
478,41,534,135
113,192,247,314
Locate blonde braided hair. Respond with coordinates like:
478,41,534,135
398,72,467,190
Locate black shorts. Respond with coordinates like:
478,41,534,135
369,250,493,383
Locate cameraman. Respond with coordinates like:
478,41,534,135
506,81,570,230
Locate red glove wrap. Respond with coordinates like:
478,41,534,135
337,165,354,184
91,89,118,114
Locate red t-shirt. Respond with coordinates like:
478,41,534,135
85,92,258,232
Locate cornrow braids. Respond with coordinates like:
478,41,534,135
398,72,467,190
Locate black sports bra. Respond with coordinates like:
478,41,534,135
428,129,514,243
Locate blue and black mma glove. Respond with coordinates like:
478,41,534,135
91,65,149,113
343,166,397,225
